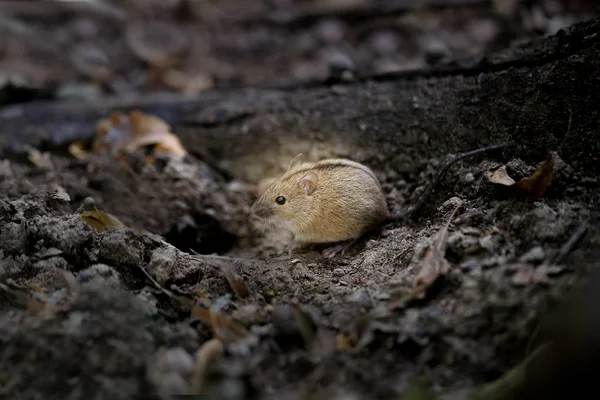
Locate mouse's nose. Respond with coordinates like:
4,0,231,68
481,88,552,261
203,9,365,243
250,202,273,219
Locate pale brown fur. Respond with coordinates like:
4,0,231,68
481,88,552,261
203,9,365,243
250,156,390,244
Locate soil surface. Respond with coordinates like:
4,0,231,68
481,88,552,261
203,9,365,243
1,2,600,400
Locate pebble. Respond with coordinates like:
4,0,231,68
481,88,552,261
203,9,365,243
57,83,102,101
163,347,195,376
77,263,121,287
460,259,478,271
438,196,463,213
332,268,345,277
478,235,496,251
369,31,398,57
323,48,355,78
519,246,545,264
467,18,500,45
345,289,370,305
505,262,529,272
147,246,178,285
315,19,345,45
156,372,189,395
423,36,449,65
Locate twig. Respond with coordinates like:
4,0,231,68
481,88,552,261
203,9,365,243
189,249,254,263
392,143,511,221
138,265,174,298
545,223,587,266
556,108,573,154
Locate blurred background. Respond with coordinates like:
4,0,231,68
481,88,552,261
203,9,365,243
1,0,599,104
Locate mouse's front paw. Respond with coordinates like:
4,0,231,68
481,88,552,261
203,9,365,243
322,239,358,258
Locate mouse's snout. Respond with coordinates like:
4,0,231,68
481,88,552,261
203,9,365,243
250,201,274,219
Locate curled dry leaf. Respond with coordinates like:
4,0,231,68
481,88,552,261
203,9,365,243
125,20,189,68
27,149,53,170
514,153,555,198
68,142,90,160
486,153,556,198
189,337,224,395
486,165,516,186
291,304,319,354
409,202,462,301
79,198,126,232
191,306,249,345
162,68,213,96
220,262,249,298
69,43,112,81
336,333,355,351
91,110,187,159
191,254,250,298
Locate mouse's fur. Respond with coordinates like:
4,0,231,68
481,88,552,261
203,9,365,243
250,154,390,244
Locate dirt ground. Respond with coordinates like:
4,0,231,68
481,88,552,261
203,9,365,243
1,1,600,400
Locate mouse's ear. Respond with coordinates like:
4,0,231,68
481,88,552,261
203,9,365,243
299,171,318,195
288,153,303,170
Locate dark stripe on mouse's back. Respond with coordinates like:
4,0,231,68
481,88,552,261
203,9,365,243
282,160,380,185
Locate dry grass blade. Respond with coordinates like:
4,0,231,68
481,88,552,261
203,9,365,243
291,304,322,358
402,377,437,400
409,202,462,300
192,306,249,345
473,343,550,400
219,261,249,298
56,268,82,306
190,252,251,298
189,337,224,395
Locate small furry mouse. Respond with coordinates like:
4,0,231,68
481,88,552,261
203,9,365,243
250,144,509,257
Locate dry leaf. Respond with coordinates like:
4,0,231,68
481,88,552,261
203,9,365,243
220,262,249,298
125,131,187,158
27,149,53,169
291,304,320,355
91,110,187,159
68,142,90,160
190,254,251,298
192,286,209,299
514,154,555,197
486,153,555,198
511,265,534,286
409,202,462,300
486,165,516,186
473,343,550,400
190,338,224,395
80,202,126,232
192,306,249,345
129,110,171,137
163,68,213,95
336,333,355,351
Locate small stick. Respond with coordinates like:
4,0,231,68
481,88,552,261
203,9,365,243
391,143,512,221
545,223,587,266
138,265,174,298
189,249,253,263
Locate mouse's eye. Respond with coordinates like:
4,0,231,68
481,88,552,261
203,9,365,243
275,195,286,205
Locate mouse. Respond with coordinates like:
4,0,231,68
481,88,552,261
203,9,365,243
250,143,510,258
